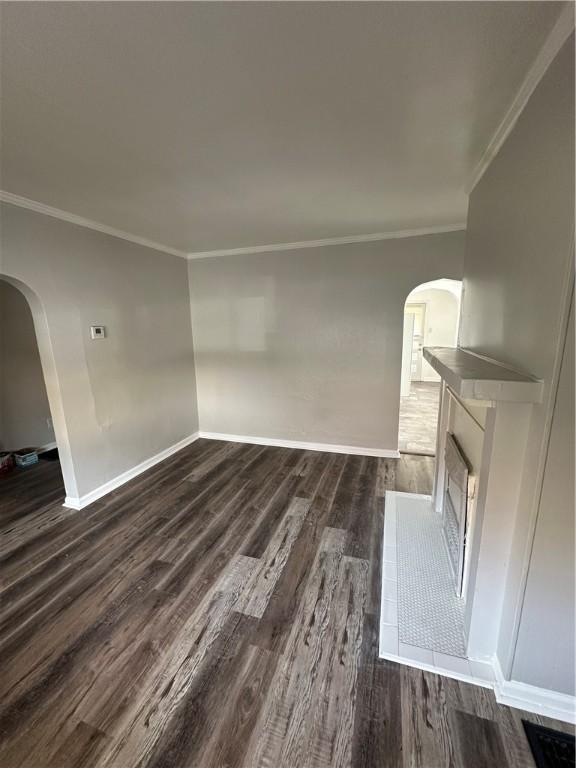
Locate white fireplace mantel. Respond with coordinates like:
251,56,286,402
426,345,543,669
423,346,544,404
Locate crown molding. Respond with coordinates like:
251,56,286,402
2,5,572,255
0,191,188,259
1,190,465,261
467,2,575,194
187,223,466,260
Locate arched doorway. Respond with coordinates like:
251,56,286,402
399,278,462,455
0,280,55,452
0,275,78,500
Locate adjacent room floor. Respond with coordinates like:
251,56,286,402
0,441,570,768
398,381,441,455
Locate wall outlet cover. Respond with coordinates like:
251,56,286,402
90,325,106,339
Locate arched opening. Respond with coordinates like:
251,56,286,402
0,275,78,501
398,278,462,455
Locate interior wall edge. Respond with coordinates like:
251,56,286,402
2,202,199,500
466,3,575,193
499,246,575,681
0,273,81,498
186,262,201,424
63,431,201,511
491,654,576,725
0,190,189,259
186,223,467,260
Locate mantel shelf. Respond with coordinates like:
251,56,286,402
422,347,544,404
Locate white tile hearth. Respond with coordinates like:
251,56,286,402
380,492,494,689
395,491,466,656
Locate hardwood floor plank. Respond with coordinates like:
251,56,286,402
237,496,311,618
449,709,510,768
45,721,109,768
376,457,397,497
303,555,369,768
344,457,379,561
326,455,367,530
0,522,188,695
351,615,403,768
240,473,303,559
400,665,448,768
129,613,259,768
95,555,259,768
0,561,172,767
252,461,341,654
198,643,279,768
0,443,559,768
244,527,349,767
395,455,434,495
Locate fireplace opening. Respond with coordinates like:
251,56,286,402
442,432,474,597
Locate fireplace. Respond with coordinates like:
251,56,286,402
442,433,472,597
423,345,543,662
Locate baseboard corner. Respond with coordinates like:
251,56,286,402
198,431,400,459
63,495,82,511
61,431,200,511
492,655,576,724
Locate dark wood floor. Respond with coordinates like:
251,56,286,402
0,441,568,767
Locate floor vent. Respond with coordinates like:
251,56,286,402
522,721,575,768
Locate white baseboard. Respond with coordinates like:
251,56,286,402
393,491,433,501
492,655,576,724
379,650,495,690
198,431,400,459
38,441,57,454
380,492,575,725
378,652,575,724
63,432,200,511
62,429,396,511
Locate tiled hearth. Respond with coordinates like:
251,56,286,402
379,491,495,685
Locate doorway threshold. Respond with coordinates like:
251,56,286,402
379,491,494,687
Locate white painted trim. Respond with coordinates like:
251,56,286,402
187,224,466,260
492,655,576,725
0,191,189,259
423,346,544,404
502,244,575,679
380,491,495,689
198,431,400,458
379,650,495,690
37,442,57,454
467,3,575,193
393,491,432,501
1,190,466,262
63,432,200,510
379,647,576,724
380,494,575,723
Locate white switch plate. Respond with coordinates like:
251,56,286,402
90,325,106,339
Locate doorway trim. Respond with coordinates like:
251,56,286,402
405,301,427,383
0,275,80,499
398,279,462,455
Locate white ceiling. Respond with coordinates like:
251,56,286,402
0,2,565,254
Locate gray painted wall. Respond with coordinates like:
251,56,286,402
512,294,574,695
189,231,464,451
0,203,199,499
0,280,54,450
459,35,574,693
